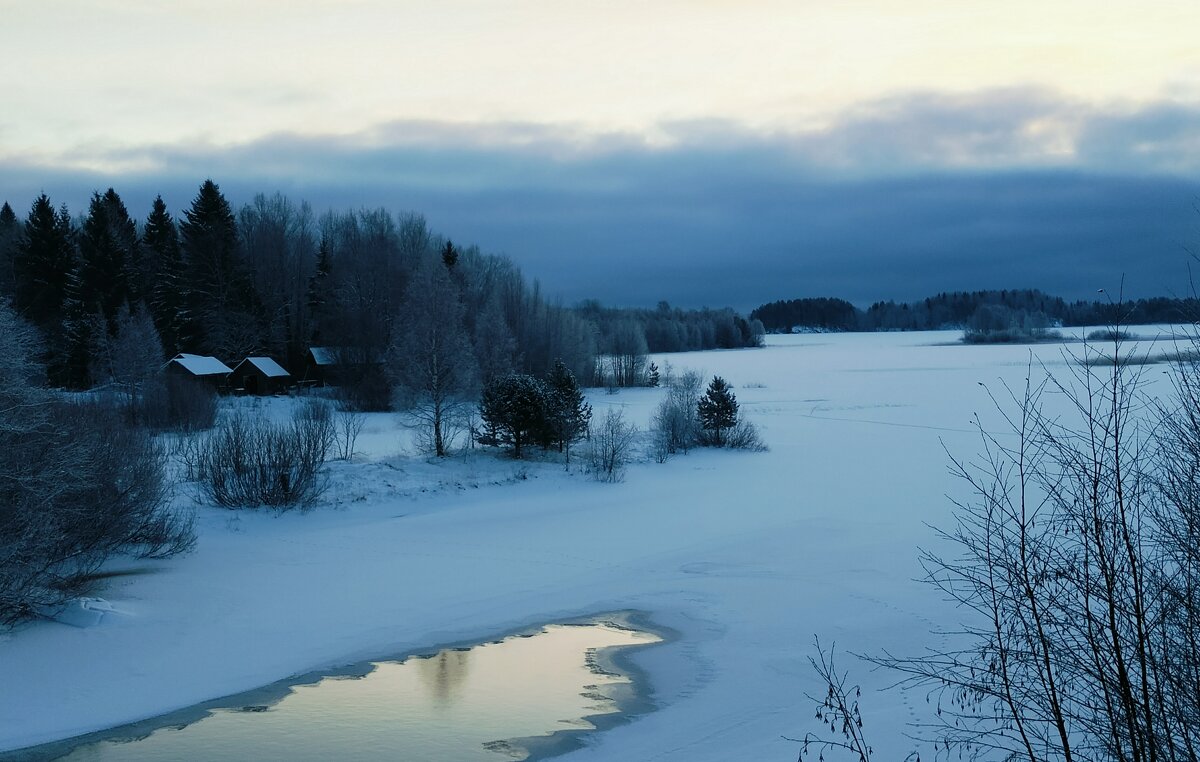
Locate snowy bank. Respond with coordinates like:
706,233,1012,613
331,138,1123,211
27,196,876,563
0,327,1181,759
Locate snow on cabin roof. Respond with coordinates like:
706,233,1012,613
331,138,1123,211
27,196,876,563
170,353,233,376
308,346,385,366
237,357,290,378
308,347,339,366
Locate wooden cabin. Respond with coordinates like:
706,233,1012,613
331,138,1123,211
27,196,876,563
231,356,291,395
165,353,233,390
303,346,345,386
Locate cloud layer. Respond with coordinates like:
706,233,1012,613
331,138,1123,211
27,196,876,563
3,90,1199,309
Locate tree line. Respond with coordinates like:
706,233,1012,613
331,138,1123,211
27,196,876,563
0,182,762,404
752,289,1200,333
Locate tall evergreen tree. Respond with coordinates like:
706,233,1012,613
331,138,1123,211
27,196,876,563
306,235,334,343
697,375,739,446
0,202,18,299
14,195,74,328
58,189,142,387
73,189,140,333
545,358,591,456
179,180,260,357
441,239,458,269
14,196,75,383
143,196,184,354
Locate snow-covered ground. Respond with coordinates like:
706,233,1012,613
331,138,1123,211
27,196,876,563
0,327,1186,759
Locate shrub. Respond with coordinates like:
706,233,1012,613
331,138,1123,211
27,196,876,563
585,409,638,482
141,374,219,432
334,409,367,461
1,303,194,626
194,408,331,509
298,398,338,456
651,370,702,460
724,419,767,451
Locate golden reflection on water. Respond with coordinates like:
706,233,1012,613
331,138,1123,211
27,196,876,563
56,623,660,762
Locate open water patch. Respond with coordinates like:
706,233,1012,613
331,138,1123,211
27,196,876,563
6,613,665,762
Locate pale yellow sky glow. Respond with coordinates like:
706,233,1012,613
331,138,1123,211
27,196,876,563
3,0,1198,166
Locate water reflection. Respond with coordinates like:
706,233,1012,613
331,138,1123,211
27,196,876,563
47,621,660,762
416,648,472,708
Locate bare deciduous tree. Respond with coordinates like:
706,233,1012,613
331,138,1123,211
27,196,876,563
652,369,702,460
91,303,164,421
585,408,637,482
392,255,477,456
840,327,1200,761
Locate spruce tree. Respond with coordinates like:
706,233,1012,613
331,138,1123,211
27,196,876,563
143,196,183,354
58,189,142,387
479,374,549,459
546,358,592,455
14,196,75,383
697,375,738,446
306,235,333,343
0,201,17,299
441,239,458,269
74,189,140,333
179,180,261,357
14,195,74,328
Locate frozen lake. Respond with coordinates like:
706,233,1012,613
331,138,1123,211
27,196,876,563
0,326,1187,760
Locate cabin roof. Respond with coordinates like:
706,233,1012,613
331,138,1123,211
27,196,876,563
234,357,290,378
169,353,232,376
308,346,339,366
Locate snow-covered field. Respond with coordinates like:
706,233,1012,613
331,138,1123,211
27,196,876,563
0,328,1186,759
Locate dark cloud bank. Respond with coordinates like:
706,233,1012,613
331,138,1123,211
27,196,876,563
4,94,1200,311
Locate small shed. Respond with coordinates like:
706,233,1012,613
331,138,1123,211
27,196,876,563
303,346,342,386
165,353,233,390
231,357,291,395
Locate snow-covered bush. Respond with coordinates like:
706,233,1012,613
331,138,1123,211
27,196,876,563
194,408,331,509
334,409,366,461
651,370,702,460
723,419,766,451
0,304,193,626
298,398,338,457
141,374,218,432
585,409,637,482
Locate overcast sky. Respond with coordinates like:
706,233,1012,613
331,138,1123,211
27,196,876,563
3,1,1200,308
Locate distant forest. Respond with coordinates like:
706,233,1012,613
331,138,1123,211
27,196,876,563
751,290,1200,333
0,182,762,400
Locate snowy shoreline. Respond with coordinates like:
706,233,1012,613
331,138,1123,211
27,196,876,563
0,329,1182,760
